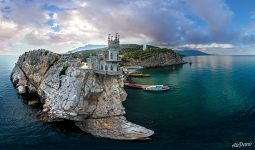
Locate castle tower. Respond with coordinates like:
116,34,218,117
105,33,121,73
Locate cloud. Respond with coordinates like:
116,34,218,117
186,0,233,32
0,0,254,55
176,43,234,50
46,0,237,46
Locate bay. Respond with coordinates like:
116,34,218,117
1,55,255,150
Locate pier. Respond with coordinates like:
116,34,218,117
124,82,153,89
125,77,154,89
128,73,151,77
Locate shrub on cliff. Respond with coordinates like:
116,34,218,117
59,66,68,76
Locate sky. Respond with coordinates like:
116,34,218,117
1,0,255,55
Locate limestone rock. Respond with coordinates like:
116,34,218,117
11,65,28,94
28,100,41,106
10,49,154,140
17,86,26,94
76,116,154,140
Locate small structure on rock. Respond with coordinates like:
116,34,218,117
87,33,122,75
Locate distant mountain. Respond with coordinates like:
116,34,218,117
120,44,142,49
175,50,210,56
69,44,161,54
69,44,107,53
120,44,160,50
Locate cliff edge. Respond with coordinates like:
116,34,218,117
10,49,154,140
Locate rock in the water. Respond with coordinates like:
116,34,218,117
10,49,154,140
28,100,41,106
17,86,26,94
76,116,154,140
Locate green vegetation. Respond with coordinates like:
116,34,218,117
59,66,68,76
67,44,175,65
58,66,69,88
120,44,143,49
44,50,49,56
71,48,107,62
120,48,171,60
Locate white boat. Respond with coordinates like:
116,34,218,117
143,85,169,92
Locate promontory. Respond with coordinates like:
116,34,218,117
10,49,154,140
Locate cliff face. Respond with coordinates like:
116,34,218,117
11,49,153,140
125,51,185,67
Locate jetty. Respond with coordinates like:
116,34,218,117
124,77,169,92
125,77,150,89
128,73,151,77
124,67,169,92
124,82,153,89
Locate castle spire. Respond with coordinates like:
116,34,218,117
108,34,111,41
115,33,118,41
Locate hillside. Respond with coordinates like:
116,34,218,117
69,44,185,67
120,48,185,67
69,44,107,53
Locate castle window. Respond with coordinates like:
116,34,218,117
101,65,103,70
110,52,113,60
105,65,108,70
111,65,113,71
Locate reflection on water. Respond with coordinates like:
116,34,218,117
184,56,234,72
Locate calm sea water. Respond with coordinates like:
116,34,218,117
1,55,255,150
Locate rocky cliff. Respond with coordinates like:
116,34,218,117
10,49,154,140
127,52,184,67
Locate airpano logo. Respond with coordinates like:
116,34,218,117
232,142,252,148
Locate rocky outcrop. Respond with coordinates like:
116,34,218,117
76,116,154,140
126,51,185,68
10,49,154,140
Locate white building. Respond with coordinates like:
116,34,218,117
87,33,122,75
143,44,147,51
80,62,89,69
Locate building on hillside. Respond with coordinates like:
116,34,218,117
87,33,122,75
143,44,147,51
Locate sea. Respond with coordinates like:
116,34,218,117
1,55,255,150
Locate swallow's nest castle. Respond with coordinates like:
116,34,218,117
87,33,122,75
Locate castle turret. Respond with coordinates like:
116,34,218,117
107,33,121,62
